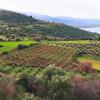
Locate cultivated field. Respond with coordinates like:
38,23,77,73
0,44,75,69
0,40,100,70
43,40,100,70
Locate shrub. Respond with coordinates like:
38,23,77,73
17,44,28,50
16,38,21,41
78,51,86,56
73,78,100,100
42,65,66,81
41,65,74,100
18,74,44,96
44,75,74,100
17,93,42,100
2,51,9,55
0,45,3,48
29,43,34,47
79,61,93,73
0,74,16,100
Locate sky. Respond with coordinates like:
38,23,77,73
0,0,100,19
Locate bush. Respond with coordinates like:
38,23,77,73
17,93,42,100
17,44,28,50
42,65,66,81
79,61,94,73
16,38,21,41
41,65,74,100
2,51,9,55
43,75,74,100
0,74,16,100
29,43,34,47
18,74,44,96
73,77,100,100
0,45,3,48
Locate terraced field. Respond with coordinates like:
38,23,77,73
0,44,75,69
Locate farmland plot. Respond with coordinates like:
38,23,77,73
0,44,75,69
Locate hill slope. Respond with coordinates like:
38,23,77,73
0,10,99,39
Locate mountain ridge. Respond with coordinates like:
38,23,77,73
23,12,100,28
0,10,99,40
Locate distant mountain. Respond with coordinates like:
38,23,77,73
0,10,99,40
24,12,100,28
57,17,100,28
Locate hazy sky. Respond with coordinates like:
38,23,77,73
0,0,100,19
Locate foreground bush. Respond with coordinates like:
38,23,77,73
73,77,100,100
0,74,16,100
41,65,74,100
43,75,74,100
42,65,66,80
17,66,74,100
17,74,44,96
0,66,100,100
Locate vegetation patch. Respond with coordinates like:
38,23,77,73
0,66,99,100
78,55,100,70
0,41,37,53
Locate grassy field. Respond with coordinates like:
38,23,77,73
78,55,100,70
0,40,37,53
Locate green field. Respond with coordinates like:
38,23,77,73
0,40,37,53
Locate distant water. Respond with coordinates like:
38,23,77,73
81,27,100,34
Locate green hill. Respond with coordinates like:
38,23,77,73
0,10,99,40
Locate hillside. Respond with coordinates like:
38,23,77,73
0,10,99,40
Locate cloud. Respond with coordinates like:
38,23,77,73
0,0,100,19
